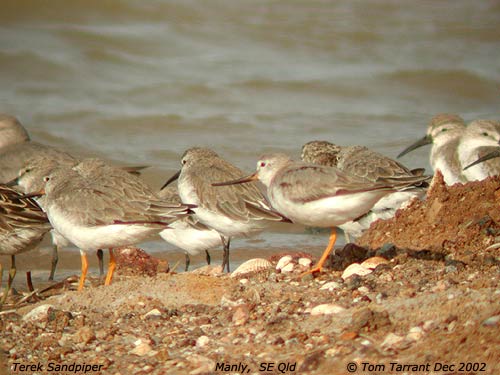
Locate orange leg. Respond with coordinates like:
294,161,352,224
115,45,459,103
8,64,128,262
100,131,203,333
78,252,88,292
301,227,337,277
104,248,116,286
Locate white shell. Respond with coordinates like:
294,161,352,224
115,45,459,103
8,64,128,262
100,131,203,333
341,263,373,280
281,262,295,273
298,257,312,267
361,256,389,270
231,258,273,278
276,255,293,271
309,303,346,316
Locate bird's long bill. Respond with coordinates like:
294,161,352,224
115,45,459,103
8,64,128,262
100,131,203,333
5,176,18,187
463,149,500,171
212,172,259,187
397,135,432,158
160,170,181,190
21,188,45,199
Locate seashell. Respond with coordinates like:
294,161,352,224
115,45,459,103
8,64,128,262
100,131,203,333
281,262,295,273
341,263,373,280
309,303,346,316
298,257,312,267
231,258,273,278
320,281,342,291
276,255,293,271
361,256,389,270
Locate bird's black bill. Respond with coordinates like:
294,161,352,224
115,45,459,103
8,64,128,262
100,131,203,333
161,170,181,190
397,135,432,158
463,149,500,171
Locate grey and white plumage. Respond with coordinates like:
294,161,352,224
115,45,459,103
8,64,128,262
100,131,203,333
213,153,429,275
458,119,500,181
164,147,288,272
301,141,429,239
158,185,221,270
398,113,467,185
22,158,193,290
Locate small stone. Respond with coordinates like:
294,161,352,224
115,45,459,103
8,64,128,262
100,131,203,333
381,333,407,351
143,309,162,319
188,354,215,375
320,281,342,291
309,304,346,316
422,320,437,332
75,327,95,344
232,305,250,326
357,286,369,294
482,315,500,327
196,335,210,348
23,305,55,323
340,331,358,340
342,263,372,280
407,326,424,341
298,258,312,267
130,339,153,356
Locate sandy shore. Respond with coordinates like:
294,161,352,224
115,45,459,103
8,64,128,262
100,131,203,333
1,174,499,374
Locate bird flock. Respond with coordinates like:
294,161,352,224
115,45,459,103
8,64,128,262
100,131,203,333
1,112,499,302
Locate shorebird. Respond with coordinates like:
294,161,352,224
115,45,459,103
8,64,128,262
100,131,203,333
301,141,429,241
0,114,77,280
0,184,52,304
157,185,222,271
458,119,500,181
163,147,289,272
22,158,193,291
398,113,467,185
213,153,429,275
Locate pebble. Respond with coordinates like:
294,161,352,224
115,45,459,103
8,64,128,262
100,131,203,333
298,258,312,267
361,256,389,270
407,326,424,341
422,320,437,332
23,304,55,323
232,305,250,326
143,309,162,320
75,326,95,344
320,281,342,291
130,339,154,357
309,304,346,316
482,315,500,327
196,335,210,348
381,333,410,351
187,354,215,375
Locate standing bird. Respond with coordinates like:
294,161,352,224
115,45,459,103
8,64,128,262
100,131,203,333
0,114,77,280
398,113,467,185
0,184,51,304
301,141,429,241
157,185,222,271
22,158,193,291
457,119,500,181
214,153,429,276
162,147,289,272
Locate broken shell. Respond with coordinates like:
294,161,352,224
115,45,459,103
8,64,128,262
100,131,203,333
276,255,293,271
341,263,373,280
361,256,389,270
281,262,295,273
231,258,273,278
298,257,312,267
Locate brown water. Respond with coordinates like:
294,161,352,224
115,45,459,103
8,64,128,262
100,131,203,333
1,0,500,283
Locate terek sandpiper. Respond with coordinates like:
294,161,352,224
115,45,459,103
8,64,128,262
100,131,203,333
23,158,193,291
158,185,222,271
398,114,466,185
302,141,429,241
0,114,77,280
458,119,500,181
163,147,289,272
0,184,51,304
214,153,429,276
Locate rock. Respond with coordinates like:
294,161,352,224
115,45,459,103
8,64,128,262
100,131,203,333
350,308,391,332
23,305,55,323
309,304,346,316
187,354,215,375
341,263,372,280
407,326,424,341
381,333,412,351
361,256,389,270
75,326,95,344
143,309,162,320
320,281,342,291
232,305,250,326
196,335,210,348
482,315,500,327
298,258,312,267
130,339,154,356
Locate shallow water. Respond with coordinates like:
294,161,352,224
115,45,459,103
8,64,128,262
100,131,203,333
1,0,500,280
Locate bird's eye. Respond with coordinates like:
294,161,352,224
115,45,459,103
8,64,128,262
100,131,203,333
441,128,447,132
482,132,489,137
181,159,187,165
43,176,50,182
259,161,266,167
